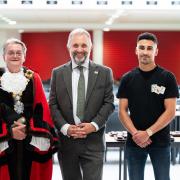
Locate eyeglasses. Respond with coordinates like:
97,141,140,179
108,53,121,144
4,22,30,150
6,51,24,57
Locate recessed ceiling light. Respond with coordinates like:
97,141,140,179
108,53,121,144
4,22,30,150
8,20,16,25
103,27,110,32
18,29,25,33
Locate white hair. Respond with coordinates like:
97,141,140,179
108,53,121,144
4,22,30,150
67,28,92,49
3,38,27,56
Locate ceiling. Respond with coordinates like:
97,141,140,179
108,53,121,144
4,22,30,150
0,1,180,32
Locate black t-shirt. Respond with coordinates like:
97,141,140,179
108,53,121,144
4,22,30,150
116,66,179,147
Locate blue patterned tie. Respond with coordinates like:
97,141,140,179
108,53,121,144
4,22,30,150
76,66,85,121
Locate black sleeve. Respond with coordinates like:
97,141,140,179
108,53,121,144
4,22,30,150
164,72,179,99
0,103,21,126
116,73,129,99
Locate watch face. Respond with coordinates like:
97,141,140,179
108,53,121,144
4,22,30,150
18,117,26,124
146,129,153,136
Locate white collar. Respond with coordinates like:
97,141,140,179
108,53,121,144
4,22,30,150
1,67,28,94
72,59,89,70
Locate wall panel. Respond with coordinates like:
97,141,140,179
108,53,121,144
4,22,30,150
22,32,69,80
103,31,180,84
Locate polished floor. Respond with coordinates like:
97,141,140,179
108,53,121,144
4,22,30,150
52,148,180,180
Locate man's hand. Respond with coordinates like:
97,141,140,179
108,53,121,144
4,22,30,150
12,121,27,140
132,130,152,148
67,123,96,139
78,123,96,135
67,125,87,139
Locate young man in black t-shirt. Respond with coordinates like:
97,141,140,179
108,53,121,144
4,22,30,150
117,32,179,180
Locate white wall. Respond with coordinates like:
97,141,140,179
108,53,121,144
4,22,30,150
93,30,103,65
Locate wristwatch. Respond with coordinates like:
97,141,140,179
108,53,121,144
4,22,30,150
18,117,26,124
11,117,26,128
146,128,153,137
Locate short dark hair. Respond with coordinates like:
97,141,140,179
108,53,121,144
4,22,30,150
137,32,158,45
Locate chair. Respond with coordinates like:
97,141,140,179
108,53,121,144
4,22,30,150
170,115,180,164
105,110,126,161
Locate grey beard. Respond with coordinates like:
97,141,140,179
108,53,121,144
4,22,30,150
73,52,88,66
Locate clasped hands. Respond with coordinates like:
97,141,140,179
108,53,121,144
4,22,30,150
132,130,152,148
67,123,96,139
12,119,27,140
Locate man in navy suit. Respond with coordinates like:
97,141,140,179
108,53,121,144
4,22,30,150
49,28,114,180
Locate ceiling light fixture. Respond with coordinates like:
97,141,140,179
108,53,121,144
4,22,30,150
18,29,25,33
0,15,16,25
72,1,82,5
146,1,158,5
105,10,125,26
0,0,7,4
47,0,58,4
97,1,108,5
171,1,180,5
8,20,16,25
105,18,113,25
21,0,33,4
103,27,110,32
121,1,132,5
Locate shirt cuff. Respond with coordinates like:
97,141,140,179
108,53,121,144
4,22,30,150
91,122,99,132
0,141,9,152
60,124,70,136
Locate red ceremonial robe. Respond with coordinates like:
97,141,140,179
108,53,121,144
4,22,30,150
0,70,58,180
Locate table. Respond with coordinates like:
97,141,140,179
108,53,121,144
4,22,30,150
105,134,127,180
175,111,180,130
171,111,180,131
106,133,180,180
172,137,180,145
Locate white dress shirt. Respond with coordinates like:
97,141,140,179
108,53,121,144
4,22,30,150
61,59,99,136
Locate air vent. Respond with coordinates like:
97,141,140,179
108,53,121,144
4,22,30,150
146,1,157,5
121,1,132,5
72,1,82,5
47,0,58,4
97,1,108,5
21,0,33,4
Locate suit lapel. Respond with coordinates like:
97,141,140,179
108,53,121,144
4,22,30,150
63,62,73,104
85,61,98,106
